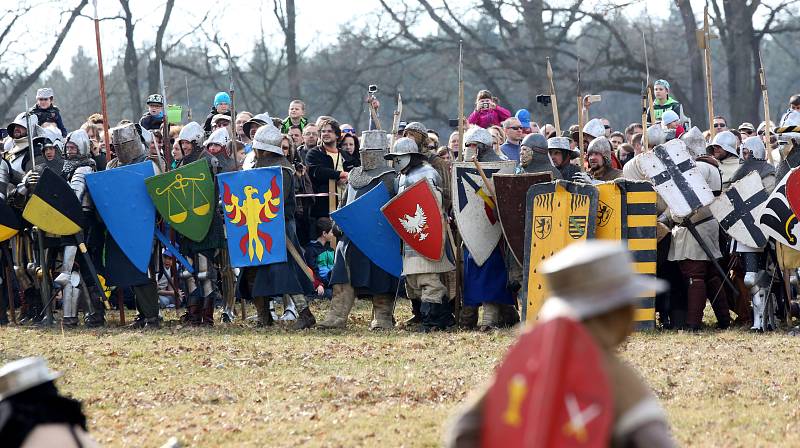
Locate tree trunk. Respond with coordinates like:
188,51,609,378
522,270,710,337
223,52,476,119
285,0,301,99
674,0,705,124
119,0,140,119
721,1,759,125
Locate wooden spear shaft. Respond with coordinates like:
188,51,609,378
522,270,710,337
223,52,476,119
703,6,717,139
546,58,561,136
759,51,774,164
457,40,465,162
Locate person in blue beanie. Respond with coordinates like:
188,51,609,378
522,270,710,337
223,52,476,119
203,91,232,133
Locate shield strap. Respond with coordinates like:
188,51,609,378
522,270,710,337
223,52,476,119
652,146,702,210
720,187,768,247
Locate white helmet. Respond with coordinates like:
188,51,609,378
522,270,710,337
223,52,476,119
463,126,494,148
251,115,283,155
742,136,766,160
203,127,230,148
646,124,666,147
177,122,204,147
65,129,91,158
706,130,738,157
582,118,605,139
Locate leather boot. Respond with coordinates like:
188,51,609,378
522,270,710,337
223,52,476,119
479,303,501,331
293,307,316,330
253,297,273,327
458,305,478,330
370,296,394,330
500,304,520,328
201,296,215,327
420,299,455,332
181,294,203,326
318,284,355,329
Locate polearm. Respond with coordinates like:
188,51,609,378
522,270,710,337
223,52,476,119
185,75,192,121
698,6,717,138
92,0,112,162
641,82,650,150
545,58,561,136
223,42,240,171
159,61,173,170
643,31,656,125
390,93,403,148
222,42,244,320
759,50,774,164
576,59,586,172
457,40,465,162
24,97,35,171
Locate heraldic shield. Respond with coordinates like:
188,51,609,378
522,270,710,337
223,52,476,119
218,167,286,268
331,182,402,277
145,159,215,242
0,200,20,242
494,172,553,266
710,171,769,249
23,167,84,236
758,168,800,250
381,178,445,262
595,181,658,330
523,181,597,321
86,161,156,273
639,140,713,218
482,317,612,447
452,160,516,266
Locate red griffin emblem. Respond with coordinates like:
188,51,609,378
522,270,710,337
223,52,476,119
381,179,445,261
482,317,613,447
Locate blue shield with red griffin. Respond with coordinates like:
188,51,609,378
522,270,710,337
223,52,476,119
217,167,287,268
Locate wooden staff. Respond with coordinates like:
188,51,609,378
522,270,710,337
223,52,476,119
92,0,112,162
457,40,465,162
546,58,561,136
759,50,774,164
699,6,717,138
642,31,656,125
576,60,586,172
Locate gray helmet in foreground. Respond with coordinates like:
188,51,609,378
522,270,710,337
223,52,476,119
359,130,390,171
177,122,204,147
110,122,146,165
251,115,283,156
521,133,547,151
706,130,738,157
385,137,420,173
680,126,706,159
742,135,766,160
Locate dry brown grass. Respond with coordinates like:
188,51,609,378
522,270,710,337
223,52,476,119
1,301,798,447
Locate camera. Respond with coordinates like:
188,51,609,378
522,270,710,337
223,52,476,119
536,94,552,106
448,118,460,128
368,84,378,94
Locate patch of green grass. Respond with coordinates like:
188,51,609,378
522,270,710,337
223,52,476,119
1,301,798,447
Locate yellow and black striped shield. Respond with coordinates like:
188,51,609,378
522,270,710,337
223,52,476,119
22,167,83,236
595,180,658,330
0,201,21,242
523,181,598,321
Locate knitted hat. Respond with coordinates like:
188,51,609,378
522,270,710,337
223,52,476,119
214,92,231,107
662,110,679,125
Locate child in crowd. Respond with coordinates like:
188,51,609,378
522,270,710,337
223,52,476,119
203,92,232,133
467,89,511,129
304,217,336,300
139,94,165,131
30,88,67,136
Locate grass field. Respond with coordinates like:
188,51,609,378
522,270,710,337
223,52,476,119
1,301,799,447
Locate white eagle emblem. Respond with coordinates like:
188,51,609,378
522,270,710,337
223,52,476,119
399,204,428,241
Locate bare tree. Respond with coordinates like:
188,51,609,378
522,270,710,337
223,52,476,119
119,0,140,117
274,0,301,99
0,0,89,122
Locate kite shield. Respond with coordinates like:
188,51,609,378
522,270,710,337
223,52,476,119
145,159,215,242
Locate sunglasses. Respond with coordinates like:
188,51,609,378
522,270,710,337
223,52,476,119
713,123,726,128
507,126,522,130
604,125,611,129
342,128,355,133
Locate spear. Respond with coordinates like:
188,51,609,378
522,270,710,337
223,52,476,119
759,50,773,164
91,0,112,162
185,75,192,121
643,31,656,125
159,60,173,170
576,59,586,172
457,40,465,162
223,42,240,171
641,81,650,150
545,57,561,136
698,6,717,138
24,97,35,171
390,93,403,149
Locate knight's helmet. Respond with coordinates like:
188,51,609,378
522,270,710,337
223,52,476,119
680,126,706,159
742,136,767,161
177,122,204,148
64,129,91,160
359,130,390,171
251,114,283,156
463,126,494,160
110,122,146,165
5,112,40,155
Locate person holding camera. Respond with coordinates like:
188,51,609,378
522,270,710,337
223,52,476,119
467,89,511,129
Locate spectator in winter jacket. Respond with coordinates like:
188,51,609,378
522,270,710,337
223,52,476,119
31,88,67,137
139,93,165,131
661,110,685,139
281,100,308,133
306,118,347,219
203,92,232,133
647,79,684,125
339,133,360,172
304,217,336,299
467,89,511,129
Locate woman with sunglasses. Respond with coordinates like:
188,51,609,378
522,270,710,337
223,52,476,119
647,79,684,126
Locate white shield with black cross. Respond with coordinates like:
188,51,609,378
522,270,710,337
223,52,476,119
709,171,769,248
639,139,714,218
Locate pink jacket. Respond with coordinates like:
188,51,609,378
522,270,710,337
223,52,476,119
467,105,511,128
